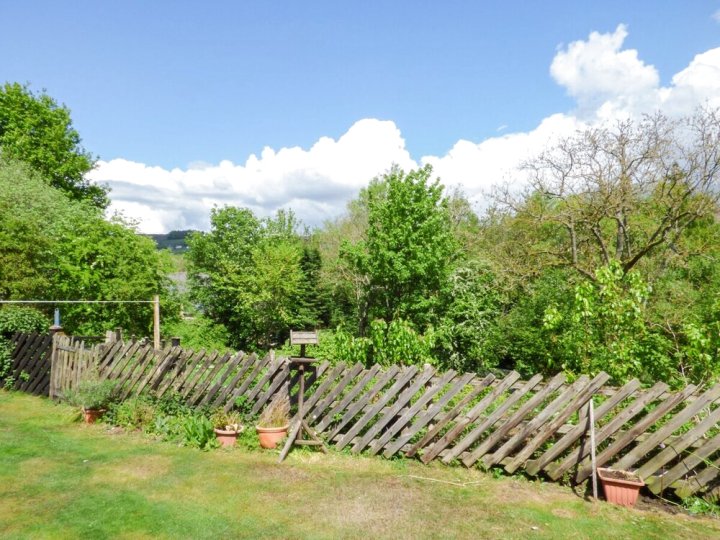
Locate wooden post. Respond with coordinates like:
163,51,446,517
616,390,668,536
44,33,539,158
153,295,160,350
589,399,598,500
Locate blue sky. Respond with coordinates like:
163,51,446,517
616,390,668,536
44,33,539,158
2,2,720,232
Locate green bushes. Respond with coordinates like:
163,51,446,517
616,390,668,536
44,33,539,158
103,392,259,451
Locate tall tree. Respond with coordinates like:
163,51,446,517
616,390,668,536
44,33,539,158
187,207,323,350
0,158,172,335
493,109,720,281
342,165,458,332
0,82,108,207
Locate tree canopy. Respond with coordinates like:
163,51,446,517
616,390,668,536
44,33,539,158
186,207,324,351
0,158,172,335
0,82,108,207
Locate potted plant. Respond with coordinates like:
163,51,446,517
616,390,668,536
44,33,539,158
256,394,290,449
65,375,118,424
211,409,244,448
597,467,645,507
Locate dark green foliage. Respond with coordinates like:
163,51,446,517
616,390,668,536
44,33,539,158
106,396,157,430
0,82,107,207
179,414,219,450
0,158,175,336
432,261,505,373
0,306,48,337
187,207,326,351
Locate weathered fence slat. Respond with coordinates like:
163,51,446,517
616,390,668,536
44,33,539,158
385,372,475,459
613,382,720,474
165,349,205,397
448,373,543,466
546,381,670,481
328,366,400,440
252,357,291,414
336,366,419,451
428,371,521,465
314,365,381,433
406,373,494,459
353,366,436,453
484,375,592,469
224,352,267,412
675,455,720,498
199,351,247,408
181,351,219,399
369,369,457,456
635,405,720,482
504,372,610,473
188,352,233,406
526,378,641,476
649,433,720,494
307,362,364,423
463,372,566,468
210,353,254,409
575,384,698,483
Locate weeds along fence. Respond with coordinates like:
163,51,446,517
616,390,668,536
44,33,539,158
7,332,720,500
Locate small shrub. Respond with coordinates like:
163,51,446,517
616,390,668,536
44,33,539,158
108,396,156,430
64,373,119,410
180,413,218,450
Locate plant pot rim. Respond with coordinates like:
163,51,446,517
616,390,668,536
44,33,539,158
597,467,645,487
256,424,289,433
82,407,107,413
214,426,244,436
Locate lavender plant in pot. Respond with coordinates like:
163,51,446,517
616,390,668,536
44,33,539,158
65,374,118,424
256,394,290,449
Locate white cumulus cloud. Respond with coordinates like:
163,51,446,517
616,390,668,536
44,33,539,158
90,26,720,233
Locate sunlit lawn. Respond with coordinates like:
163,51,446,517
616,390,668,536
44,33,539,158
1,391,719,539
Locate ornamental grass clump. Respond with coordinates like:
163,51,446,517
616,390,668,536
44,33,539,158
258,394,290,428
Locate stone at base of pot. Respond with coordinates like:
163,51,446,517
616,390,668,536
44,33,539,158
256,425,289,449
82,408,106,424
597,467,644,507
214,427,242,448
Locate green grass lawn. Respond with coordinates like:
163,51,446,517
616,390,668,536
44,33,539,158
1,391,719,540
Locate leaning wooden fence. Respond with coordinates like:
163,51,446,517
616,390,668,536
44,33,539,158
7,332,720,500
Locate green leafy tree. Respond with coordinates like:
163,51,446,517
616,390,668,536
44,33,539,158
187,207,324,350
432,260,505,373
0,158,173,336
342,165,457,333
0,82,108,207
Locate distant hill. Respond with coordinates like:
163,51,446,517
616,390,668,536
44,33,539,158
146,230,196,252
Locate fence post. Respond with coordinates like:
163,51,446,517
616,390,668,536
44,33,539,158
153,295,161,350
48,324,64,399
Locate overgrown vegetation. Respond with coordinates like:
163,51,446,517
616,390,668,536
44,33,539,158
184,109,720,388
2,81,720,389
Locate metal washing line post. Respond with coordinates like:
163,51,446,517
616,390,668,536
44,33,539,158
0,295,162,349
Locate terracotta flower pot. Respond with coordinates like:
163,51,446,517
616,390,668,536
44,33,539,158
214,427,242,448
256,425,289,449
597,467,644,507
82,408,106,424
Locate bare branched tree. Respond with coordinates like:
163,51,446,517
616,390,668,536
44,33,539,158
493,108,720,281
